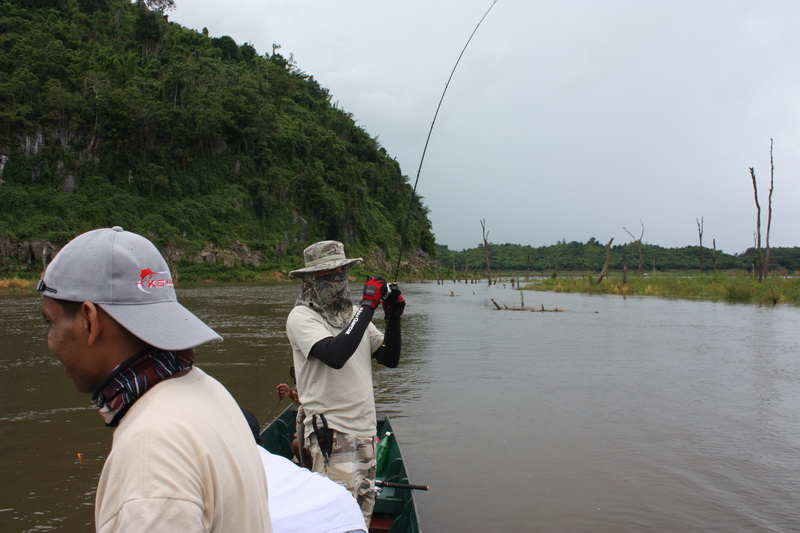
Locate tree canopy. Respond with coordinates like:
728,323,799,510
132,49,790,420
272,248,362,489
0,0,434,264
436,240,800,274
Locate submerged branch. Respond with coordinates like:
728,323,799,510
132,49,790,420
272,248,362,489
490,297,563,312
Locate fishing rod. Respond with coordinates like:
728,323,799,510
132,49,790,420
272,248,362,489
392,0,498,282
259,396,284,432
375,480,430,491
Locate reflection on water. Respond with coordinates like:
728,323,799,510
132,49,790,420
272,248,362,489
3,282,800,531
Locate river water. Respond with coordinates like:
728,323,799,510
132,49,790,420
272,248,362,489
2,282,800,532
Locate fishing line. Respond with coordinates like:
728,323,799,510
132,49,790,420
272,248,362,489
393,0,498,282
260,397,284,432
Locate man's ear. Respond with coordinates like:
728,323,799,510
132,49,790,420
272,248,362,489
80,302,102,346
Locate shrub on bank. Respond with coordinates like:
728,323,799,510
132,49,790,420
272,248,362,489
0,278,32,291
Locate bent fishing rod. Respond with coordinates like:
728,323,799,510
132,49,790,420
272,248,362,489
392,0,497,283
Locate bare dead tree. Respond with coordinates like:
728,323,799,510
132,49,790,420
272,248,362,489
750,167,764,282
623,221,644,275
526,252,531,280
765,138,774,278
596,238,614,283
712,238,717,275
696,217,705,274
480,219,492,285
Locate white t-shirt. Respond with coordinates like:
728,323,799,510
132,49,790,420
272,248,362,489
286,305,384,437
260,447,367,533
95,367,272,533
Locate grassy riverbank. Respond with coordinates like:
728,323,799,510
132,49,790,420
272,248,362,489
0,265,291,292
525,274,800,305
0,278,32,292
0,260,446,294
0,269,291,294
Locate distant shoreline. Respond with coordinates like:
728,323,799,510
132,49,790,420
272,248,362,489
525,274,800,306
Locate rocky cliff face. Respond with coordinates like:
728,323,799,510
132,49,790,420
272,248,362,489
0,236,265,272
0,237,58,271
364,247,437,280
162,241,263,268
1,231,438,280
1,129,94,191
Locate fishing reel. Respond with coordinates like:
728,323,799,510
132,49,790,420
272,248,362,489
383,282,400,300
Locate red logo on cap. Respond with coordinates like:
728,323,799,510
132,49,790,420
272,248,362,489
137,268,174,293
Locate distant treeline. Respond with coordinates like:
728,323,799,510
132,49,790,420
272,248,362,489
436,240,800,274
0,0,433,266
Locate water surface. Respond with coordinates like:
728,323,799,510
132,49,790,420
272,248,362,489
2,282,800,532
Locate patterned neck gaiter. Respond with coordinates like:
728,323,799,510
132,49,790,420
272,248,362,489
92,347,197,427
296,271,355,328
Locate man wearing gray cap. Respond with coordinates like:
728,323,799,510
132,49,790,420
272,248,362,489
286,240,405,526
39,227,271,533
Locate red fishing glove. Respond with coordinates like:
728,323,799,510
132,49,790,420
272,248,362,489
360,276,387,309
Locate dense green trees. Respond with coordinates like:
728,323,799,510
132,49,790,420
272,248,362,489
436,240,800,275
0,0,433,266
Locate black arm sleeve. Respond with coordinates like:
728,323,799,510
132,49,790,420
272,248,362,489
372,316,401,368
309,305,375,369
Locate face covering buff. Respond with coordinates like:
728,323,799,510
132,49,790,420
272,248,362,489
296,271,354,328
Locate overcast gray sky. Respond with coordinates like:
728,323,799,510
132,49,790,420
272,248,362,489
170,0,799,254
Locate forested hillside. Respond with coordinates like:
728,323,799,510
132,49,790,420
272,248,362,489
0,0,434,275
436,240,800,274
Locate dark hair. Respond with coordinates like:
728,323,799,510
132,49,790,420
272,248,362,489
53,299,83,318
50,299,145,347
241,408,261,444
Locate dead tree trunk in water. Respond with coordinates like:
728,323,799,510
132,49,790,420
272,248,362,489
750,167,764,282
712,238,717,275
480,219,492,286
765,138,774,278
623,221,644,275
696,217,705,274
596,238,614,283
526,252,531,281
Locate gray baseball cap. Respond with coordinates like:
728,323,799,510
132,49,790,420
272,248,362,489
289,240,362,278
38,226,222,351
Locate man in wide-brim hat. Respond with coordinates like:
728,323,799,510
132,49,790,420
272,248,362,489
286,240,405,526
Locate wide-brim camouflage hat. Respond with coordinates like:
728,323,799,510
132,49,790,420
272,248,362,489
289,240,363,278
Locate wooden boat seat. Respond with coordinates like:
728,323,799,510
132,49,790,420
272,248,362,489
368,516,394,533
